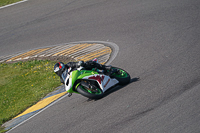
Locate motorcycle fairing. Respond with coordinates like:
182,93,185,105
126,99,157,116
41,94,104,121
64,69,118,93
82,74,119,92
64,69,99,93
64,70,73,92
64,68,79,93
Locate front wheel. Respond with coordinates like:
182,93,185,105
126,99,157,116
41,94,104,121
110,67,131,85
76,82,104,99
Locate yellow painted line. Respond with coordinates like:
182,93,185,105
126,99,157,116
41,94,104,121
76,47,112,61
63,43,95,56
7,50,37,61
100,62,106,65
81,50,111,62
24,48,50,57
53,44,81,56
7,48,50,62
14,91,68,119
53,43,94,56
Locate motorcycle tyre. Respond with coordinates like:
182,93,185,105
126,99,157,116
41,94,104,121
77,84,104,99
111,67,131,85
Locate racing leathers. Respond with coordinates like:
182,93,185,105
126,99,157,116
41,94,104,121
59,60,111,84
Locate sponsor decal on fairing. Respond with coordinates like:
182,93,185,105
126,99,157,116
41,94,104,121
83,74,118,92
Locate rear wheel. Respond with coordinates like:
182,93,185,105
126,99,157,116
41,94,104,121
110,67,131,85
77,81,104,99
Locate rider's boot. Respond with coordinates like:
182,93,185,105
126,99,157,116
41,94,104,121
103,65,111,75
104,66,118,76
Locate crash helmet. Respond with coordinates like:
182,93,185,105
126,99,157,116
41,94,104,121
54,62,65,77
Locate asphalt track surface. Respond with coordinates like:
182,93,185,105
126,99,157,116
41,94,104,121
1,0,200,132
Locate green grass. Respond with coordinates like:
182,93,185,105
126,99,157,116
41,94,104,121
0,126,7,133
0,0,22,7
0,60,63,128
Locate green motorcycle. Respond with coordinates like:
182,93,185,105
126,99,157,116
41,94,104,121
62,62,130,99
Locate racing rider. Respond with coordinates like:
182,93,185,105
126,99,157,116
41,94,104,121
54,59,114,84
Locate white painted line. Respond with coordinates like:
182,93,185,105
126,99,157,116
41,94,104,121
0,0,28,10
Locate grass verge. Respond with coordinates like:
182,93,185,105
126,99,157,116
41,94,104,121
0,0,22,7
0,60,66,131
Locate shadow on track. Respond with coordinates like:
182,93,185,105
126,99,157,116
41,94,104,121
87,77,140,101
